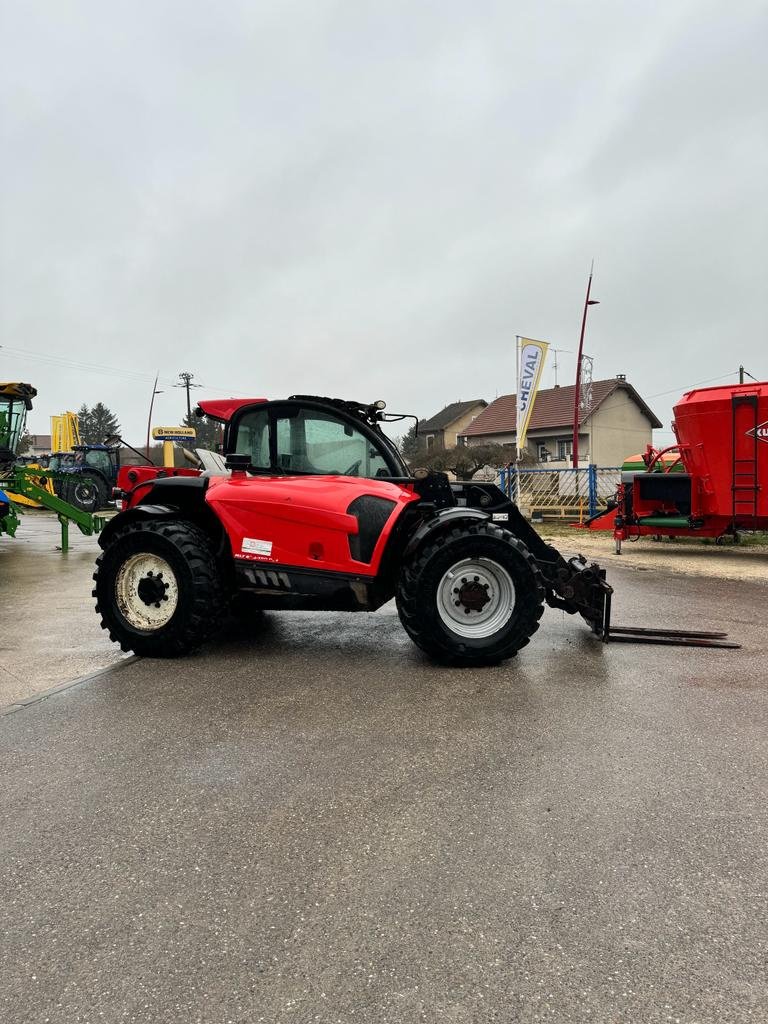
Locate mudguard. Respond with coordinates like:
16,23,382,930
98,504,187,548
402,507,490,559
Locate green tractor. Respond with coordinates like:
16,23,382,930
0,382,107,549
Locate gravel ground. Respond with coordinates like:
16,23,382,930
543,526,768,583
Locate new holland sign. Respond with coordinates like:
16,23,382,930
152,426,196,442
746,421,768,444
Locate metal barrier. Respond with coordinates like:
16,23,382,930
498,465,622,520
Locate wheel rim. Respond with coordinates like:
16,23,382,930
74,481,96,505
436,557,516,639
115,552,179,631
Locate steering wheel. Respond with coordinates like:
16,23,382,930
343,459,362,477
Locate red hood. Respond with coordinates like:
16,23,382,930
196,397,267,422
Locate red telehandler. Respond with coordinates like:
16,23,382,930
586,381,768,553
93,394,736,663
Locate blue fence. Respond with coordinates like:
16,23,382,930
498,465,622,520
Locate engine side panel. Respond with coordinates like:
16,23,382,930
205,474,419,576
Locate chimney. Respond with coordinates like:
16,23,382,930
616,373,626,381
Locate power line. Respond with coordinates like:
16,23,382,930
0,345,252,398
1,345,177,387
645,370,739,401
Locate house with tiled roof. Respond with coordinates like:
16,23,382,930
458,376,661,466
418,399,487,451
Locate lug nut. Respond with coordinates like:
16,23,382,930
454,600,461,607
473,575,479,582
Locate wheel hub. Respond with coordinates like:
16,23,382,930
136,571,169,607
437,557,516,639
454,578,491,613
115,553,179,631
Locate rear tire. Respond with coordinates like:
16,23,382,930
396,522,545,666
65,475,106,513
93,518,225,657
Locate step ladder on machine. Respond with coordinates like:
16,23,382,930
732,393,760,531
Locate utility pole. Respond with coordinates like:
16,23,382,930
146,374,163,459
739,365,744,384
572,264,600,468
175,371,202,421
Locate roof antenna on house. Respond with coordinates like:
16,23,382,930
551,348,572,388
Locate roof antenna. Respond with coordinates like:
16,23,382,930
551,348,572,387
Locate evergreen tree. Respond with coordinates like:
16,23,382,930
183,411,223,451
77,404,93,442
77,403,120,444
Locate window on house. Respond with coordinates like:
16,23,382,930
426,434,435,449
557,439,573,461
537,444,549,463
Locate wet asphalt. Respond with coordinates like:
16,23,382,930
0,512,125,705
1,566,767,1023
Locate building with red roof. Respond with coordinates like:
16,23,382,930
458,375,661,465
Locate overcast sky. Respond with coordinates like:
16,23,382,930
1,0,766,445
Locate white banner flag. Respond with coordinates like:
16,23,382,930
516,338,549,454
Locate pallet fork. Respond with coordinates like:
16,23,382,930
594,580,740,650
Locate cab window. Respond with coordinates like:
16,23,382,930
235,408,270,469
84,450,112,474
275,409,389,477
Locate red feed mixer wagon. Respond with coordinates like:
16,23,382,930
587,381,768,551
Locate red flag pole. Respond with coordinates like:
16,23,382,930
572,264,599,468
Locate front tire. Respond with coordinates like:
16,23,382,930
93,518,225,657
396,522,545,666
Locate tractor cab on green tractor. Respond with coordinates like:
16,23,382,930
0,382,37,470
0,383,37,536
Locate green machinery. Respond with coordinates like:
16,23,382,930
0,382,107,551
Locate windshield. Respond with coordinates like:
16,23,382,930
233,405,395,477
0,398,27,455
84,450,113,474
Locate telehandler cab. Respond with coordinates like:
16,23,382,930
94,394,734,663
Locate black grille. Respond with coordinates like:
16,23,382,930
347,495,396,563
